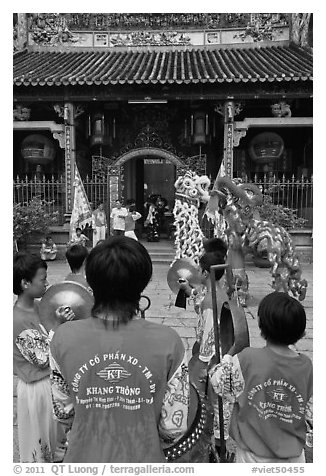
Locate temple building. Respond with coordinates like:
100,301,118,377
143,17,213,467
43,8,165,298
13,13,313,245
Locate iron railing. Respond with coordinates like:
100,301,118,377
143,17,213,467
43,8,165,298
13,175,112,226
13,175,66,225
13,173,313,228
246,174,313,228
83,175,111,210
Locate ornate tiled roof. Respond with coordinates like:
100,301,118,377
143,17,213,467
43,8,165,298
13,44,312,87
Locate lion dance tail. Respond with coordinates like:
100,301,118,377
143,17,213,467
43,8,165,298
246,220,307,301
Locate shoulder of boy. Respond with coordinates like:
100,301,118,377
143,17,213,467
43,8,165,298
235,345,253,363
51,319,74,344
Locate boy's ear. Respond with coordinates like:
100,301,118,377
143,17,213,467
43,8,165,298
21,278,30,290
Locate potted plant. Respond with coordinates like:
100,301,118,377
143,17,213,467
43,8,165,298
13,197,59,251
251,195,307,267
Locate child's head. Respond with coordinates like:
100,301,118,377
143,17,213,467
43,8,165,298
13,252,48,297
115,199,122,209
126,199,135,211
45,235,53,244
203,237,228,258
75,227,82,237
66,244,88,273
86,236,152,325
258,292,306,345
199,238,227,282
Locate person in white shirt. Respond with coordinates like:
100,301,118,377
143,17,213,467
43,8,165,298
40,236,57,261
110,200,128,236
92,203,107,247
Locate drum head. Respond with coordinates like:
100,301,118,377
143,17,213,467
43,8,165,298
187,383,199,428
220,301,250,356
39,281,94,331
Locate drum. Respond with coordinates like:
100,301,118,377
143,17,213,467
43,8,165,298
163,383,207,462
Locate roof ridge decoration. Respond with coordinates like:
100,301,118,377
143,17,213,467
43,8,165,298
26,13,289,33
28,13,80,47
16,13,292,49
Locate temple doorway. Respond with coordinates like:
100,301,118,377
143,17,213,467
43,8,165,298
123,156,176,239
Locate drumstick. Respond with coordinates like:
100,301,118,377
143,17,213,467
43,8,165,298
210,263,229,463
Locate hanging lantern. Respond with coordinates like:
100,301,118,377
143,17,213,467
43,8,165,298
90,112,105,146
21,134,56,165
193,111,207,144
89,112,115,146
249,132,284,164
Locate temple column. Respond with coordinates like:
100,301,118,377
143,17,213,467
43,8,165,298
214,101,243,179
63,102,76,225
222,100,235,178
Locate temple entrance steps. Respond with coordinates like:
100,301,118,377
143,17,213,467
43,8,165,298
141,239,176,264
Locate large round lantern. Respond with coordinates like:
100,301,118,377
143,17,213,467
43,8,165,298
21,134,56,165
249,132,284,164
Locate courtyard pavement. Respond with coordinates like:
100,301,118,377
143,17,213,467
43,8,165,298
13,260,313,462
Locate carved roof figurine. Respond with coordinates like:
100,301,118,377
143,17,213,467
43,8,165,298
13,104,31,121
271,101,292,118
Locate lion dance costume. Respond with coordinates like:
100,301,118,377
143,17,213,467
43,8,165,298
173,171,211,265
207,176,308,305
173,171,307,305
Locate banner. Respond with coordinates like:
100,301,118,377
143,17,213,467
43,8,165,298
70,166,93,238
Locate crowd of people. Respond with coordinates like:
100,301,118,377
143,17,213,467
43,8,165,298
66,196,169,246
13,232,313,464
39,198,148,260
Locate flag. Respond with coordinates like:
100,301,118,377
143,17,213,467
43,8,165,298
204,160,227,239
218,160,226,178
70,166,93,238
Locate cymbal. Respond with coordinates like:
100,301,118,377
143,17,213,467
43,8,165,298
167,258,201,294
39,281,94,331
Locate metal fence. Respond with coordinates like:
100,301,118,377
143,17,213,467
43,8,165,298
13,173,313,228
83,175,111,210
13,175,112,226
13,175,66,224
246,174,313,227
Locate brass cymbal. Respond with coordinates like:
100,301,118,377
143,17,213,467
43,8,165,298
39,281,94,331
167,258,201,294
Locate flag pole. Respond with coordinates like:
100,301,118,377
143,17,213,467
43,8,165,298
210,263,229,462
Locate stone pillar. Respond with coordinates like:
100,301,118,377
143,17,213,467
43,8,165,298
222,101,235,178
63,103,76,226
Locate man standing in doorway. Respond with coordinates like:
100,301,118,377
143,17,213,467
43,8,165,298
110,199,128,236
92,203,107,247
